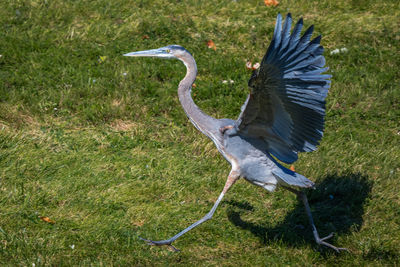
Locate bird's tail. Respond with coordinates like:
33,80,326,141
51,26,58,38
272,166,315,188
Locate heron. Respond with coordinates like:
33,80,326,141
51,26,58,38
124,13,346,252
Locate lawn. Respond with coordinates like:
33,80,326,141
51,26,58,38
0,0,399,265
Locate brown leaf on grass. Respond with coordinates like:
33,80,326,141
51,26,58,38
206,40,217,51
142,35,150,40
132,220,144,227
290,165,295,171
192,83,196,88
39,216,55,224
115,19,125,25
264,0,279,7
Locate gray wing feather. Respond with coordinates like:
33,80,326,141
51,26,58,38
236,13,331,164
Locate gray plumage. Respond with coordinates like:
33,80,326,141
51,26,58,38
124,13,346,252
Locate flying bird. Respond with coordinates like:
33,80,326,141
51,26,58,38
124,13,346,252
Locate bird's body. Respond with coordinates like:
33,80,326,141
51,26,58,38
124,14,346,252
206,119,312,192
224,129,313,191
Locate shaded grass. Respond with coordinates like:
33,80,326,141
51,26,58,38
1,0,400,265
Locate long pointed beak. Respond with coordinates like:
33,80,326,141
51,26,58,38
123,48,170,58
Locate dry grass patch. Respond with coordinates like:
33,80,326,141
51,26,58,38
109,119,141,132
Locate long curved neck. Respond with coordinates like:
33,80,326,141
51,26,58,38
177,54,220,140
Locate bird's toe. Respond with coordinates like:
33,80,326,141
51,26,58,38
315,235,348,253
320,232,334,241
139,236,180,251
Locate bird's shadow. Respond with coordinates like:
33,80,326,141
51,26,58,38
225,173,372,251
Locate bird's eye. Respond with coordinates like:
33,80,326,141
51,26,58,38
166,49,171,53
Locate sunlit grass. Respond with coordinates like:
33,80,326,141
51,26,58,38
1,0,399,265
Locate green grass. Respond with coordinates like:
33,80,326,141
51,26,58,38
1,0,399,265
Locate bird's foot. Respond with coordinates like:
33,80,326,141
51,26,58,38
219,125,234,134
139,236,180,252
315,232,348,253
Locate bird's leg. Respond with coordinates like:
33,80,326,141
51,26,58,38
140,170,240,251
219,125,234,134
284,187,348,252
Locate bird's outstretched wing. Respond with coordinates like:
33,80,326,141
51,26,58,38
235,13,331,164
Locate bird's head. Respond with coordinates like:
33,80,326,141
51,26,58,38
124,45,189,60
